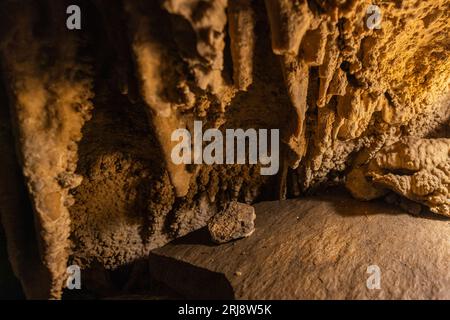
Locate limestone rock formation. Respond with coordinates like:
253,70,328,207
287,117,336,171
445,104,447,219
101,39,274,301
347,137,450,217
149,192,450,299
0,0,448,299
207,201,256,243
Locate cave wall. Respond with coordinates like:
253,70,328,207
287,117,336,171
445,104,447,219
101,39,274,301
0,0,448,298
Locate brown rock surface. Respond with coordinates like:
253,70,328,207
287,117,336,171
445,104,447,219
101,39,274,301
1,1,93,298
149,191,450,299
347,137,450,217
0,0,448,298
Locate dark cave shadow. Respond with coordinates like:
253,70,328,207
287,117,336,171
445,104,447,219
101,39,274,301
319,187,450,222
413,211,450,221
149,253,235,300
171,228,215,246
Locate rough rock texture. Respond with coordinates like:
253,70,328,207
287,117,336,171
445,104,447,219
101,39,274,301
347,137,450,216
149,191,450,299
207,201,256,243
0,0,448,298
0,73,53,299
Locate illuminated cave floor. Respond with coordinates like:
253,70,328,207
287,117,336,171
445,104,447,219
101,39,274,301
0,225,24,299
147,190,450,300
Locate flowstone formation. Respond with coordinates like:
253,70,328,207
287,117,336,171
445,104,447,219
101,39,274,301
347,137,450,216
0,0,448,299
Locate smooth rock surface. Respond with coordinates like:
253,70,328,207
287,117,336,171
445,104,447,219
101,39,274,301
149,191,450,299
